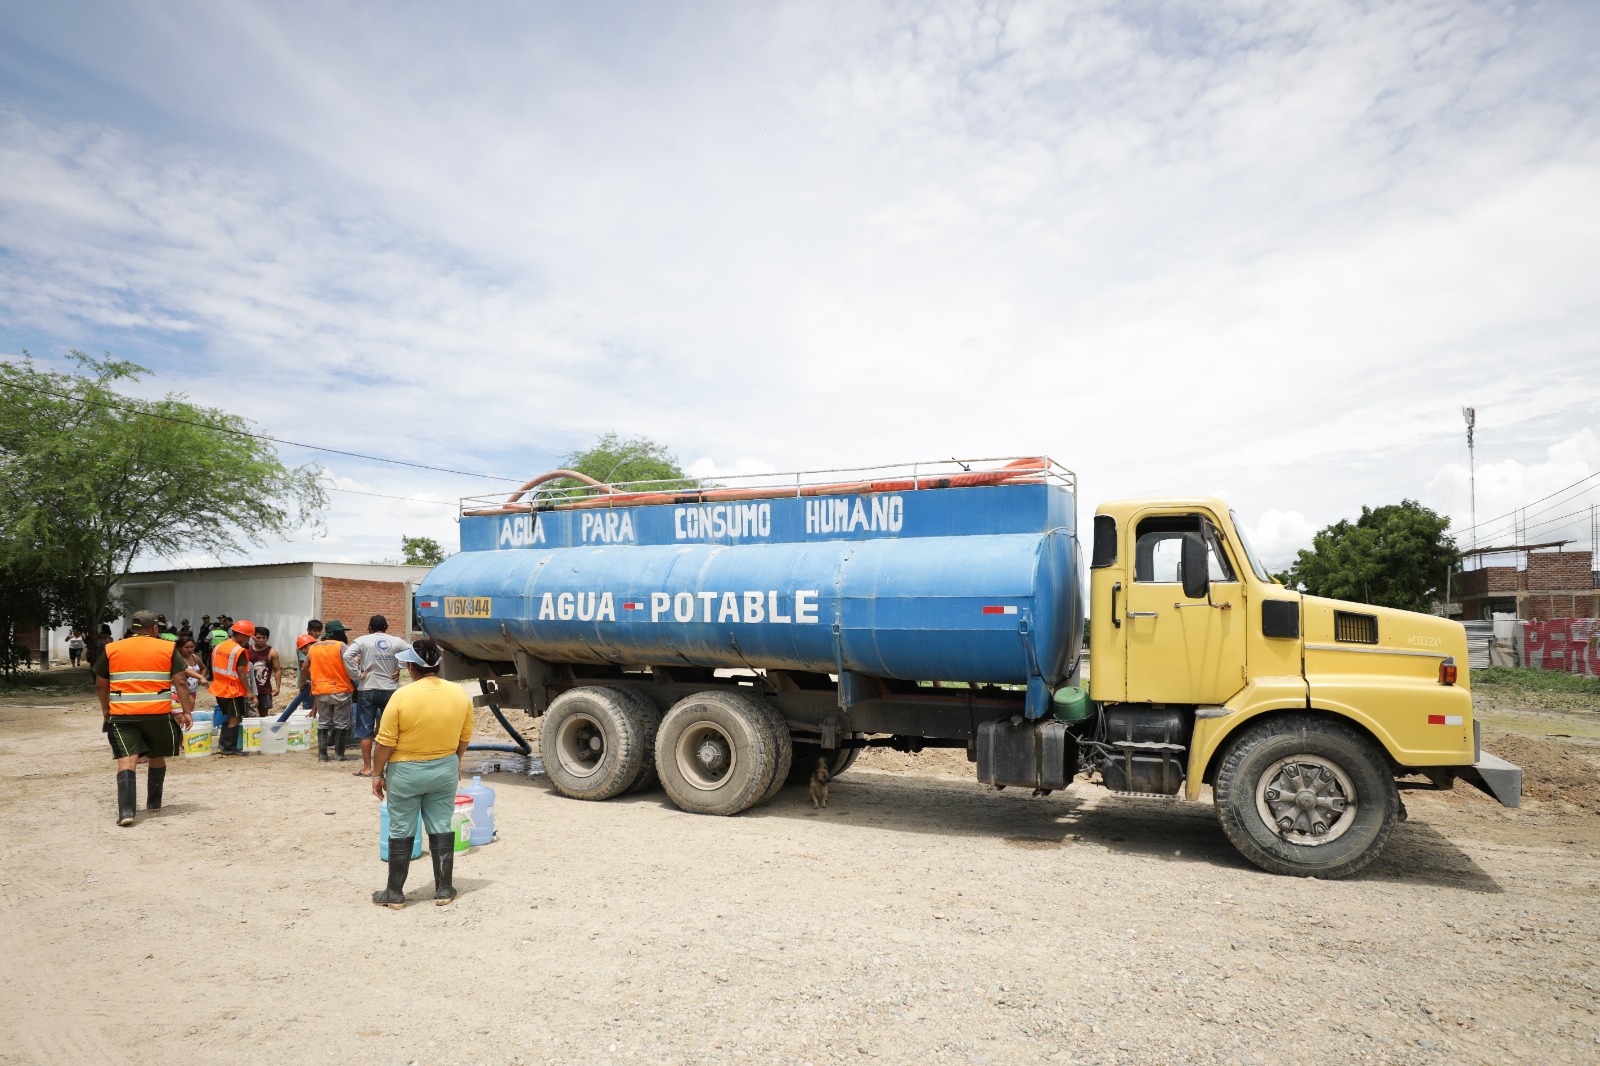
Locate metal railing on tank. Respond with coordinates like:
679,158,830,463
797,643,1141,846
460,455,1076,518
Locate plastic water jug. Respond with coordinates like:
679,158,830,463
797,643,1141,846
378,802,424,861
459,776,496,845
451,795,474,854
260,720,289,755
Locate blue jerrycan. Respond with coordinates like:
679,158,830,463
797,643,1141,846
459,776,496,845
378,801,424,860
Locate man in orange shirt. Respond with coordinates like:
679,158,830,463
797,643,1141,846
96,610,194,826
307,620,356,762
209,619,257,755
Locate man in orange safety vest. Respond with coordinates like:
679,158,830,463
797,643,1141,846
96,610,194,826
210,619,257,755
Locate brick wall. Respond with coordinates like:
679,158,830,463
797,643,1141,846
1524,551,1594,591
1455,566,1519,597
1522,593,1600,622
318,578,412,637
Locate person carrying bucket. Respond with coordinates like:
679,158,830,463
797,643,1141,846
209,620,256,755
95,610,194,826
370,638,474,909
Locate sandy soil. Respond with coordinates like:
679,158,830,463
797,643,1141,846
1,685,1597,1066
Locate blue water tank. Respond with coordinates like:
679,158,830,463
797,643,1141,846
419,482,1081,689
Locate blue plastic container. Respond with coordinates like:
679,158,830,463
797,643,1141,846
420,482,1082,695
378,802,424,861
459,776,496,846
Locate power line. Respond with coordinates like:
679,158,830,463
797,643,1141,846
0,375,523,483
1454,468,1600,535
331,485,456,508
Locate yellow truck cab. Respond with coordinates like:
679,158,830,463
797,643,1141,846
1086,497,1520,877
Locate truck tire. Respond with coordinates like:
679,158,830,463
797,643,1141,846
786,740,860,785
539,686,654,802
1212,715,1398,879
656,690,784,816
755,702,793,805
602,686,663,794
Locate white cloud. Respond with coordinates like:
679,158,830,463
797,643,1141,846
1241,509,1320,570
1426,429,1600,554
685,456,782,482
0,1,1597,563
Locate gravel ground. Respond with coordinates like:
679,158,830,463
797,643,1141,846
1,690,1597,1066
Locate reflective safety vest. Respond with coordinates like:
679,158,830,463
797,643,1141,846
107,635,179,716
209,638,249,699
308,640,354,695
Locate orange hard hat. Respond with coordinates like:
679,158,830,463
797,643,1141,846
231,619,257,637
295,633,317,650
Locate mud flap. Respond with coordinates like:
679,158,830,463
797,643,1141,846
1459,751,1522,809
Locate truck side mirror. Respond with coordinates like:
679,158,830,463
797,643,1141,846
1181,533,1210,601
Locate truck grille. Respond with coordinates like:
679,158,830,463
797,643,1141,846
1333,611,1378,644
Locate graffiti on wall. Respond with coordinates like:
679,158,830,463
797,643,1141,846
1521,618,1600,677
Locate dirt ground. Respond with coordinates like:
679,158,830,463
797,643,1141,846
1,679,1597,1066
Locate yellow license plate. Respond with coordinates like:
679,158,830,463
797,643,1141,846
444,596,492,618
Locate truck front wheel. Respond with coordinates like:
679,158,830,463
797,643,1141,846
540,686,655,801
657,690,785,816
1212,715,1398,879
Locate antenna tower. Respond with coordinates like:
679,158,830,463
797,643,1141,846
1462,407,1476,556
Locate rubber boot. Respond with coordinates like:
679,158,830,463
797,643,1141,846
317,727,331,762
147,766,166,810
334,728,350,761
372,838,411,909
116,769,137,827
428,833,457,905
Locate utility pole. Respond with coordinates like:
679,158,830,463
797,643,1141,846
1462,406,1476,556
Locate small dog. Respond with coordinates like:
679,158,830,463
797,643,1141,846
809,756,830,809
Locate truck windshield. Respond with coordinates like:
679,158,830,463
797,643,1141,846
1230,510,1276,583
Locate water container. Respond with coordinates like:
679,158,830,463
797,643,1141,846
182,723,214,758
238,718,263,753
459,776,496,845
190,708,213,727
451,795,474,853
377,802,424,861
285,714,316,753
260,720,289,755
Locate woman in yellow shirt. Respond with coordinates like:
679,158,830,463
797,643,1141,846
370,638,474,908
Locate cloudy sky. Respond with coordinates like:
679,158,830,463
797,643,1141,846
2,0,1597,571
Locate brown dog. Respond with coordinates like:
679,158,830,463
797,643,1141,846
809,756,830,809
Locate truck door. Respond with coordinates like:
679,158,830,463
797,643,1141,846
1123,512,1247,704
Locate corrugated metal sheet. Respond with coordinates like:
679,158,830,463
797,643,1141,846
1462,620,1493,670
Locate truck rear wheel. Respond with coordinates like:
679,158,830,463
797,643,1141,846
755,702,793,805
540,686,655,801
656,690,785,816
1213,715,1398,879
786,741,859,785
603,686,663,794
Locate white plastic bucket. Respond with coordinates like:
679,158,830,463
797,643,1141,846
239,718,263,753
261,720,289,755
182,724,214,758
285,714,316,752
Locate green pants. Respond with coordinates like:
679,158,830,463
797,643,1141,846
384,755,458,838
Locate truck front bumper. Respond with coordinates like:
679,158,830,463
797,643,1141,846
1458,722,1522,808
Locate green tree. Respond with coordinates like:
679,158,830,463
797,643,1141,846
0,351,328,660
0,560,77,677
562,432,689,486
1281,500,1461,612
401,534,446,566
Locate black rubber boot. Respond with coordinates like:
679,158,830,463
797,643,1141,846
334,728,350,761
428,832,457,905
116,769,137,827
372,838,411,909
147,766,166,810
317,727,331,762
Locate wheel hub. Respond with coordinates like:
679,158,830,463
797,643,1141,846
697,737,729,774
1257,757,1356,845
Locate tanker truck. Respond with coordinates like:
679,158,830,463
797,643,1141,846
417,456,1520,878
